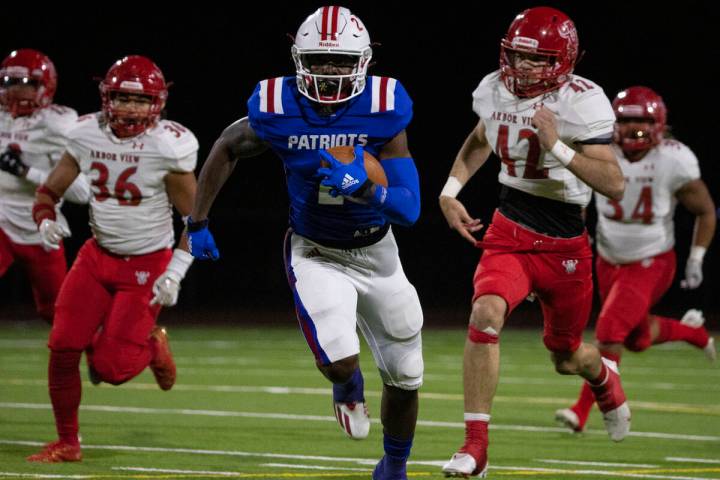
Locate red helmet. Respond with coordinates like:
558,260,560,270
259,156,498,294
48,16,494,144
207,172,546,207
612,86,667,153
99,55,168,137
0,49,57,117
500,7,579,98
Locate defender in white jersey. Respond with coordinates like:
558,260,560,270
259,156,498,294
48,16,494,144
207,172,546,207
556,86,716,435
438,7,630,477
0,49,90,323
27,56,198,463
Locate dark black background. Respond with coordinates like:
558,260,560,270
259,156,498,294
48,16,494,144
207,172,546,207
2,1,718,326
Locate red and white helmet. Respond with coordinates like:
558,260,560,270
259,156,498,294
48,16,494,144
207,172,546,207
0,49,57,117
99,55,168,137
500,7,579,98
612,86,667,153
291,6,372,104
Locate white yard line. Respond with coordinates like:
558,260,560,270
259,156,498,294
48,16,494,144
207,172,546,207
259,464,371,472
536,459,659,468
1,402,718,443
3,379,718,416
666,457,720,464
2,444,719,480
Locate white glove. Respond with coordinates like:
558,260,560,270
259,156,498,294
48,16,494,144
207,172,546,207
39,218,70,251
681,246,706,290
151,249,194,306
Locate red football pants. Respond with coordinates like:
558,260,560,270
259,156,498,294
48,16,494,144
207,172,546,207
0,227,66,323
595,250,676,351
49,239,171,384
473,211,594,353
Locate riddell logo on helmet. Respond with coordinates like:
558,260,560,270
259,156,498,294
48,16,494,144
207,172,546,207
512,37,539,49
2,66,29,76
318,41,340,47
119,81,144,90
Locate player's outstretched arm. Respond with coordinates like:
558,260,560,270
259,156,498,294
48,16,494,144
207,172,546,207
676,178,716,289
185,117,268,260
439,120,490,244
190,117,267,221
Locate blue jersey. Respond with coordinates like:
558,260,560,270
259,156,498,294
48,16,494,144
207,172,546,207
247,75,413,246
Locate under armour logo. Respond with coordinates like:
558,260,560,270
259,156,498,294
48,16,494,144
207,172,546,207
341,173,359,190
562,259,578,274
135,271,150,285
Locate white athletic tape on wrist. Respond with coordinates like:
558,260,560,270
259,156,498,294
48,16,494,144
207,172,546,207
689,245,707,263
551,139,576,167
440,176,463,198
167,248,194,280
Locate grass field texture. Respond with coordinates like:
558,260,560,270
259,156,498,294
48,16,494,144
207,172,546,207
0,323,718,479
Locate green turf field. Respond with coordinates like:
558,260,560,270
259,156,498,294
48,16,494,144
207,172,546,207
0,323,718,479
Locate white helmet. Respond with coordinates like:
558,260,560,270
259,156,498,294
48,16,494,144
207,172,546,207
291,6,372,104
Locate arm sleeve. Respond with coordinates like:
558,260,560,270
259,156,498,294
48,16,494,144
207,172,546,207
368,157,421,226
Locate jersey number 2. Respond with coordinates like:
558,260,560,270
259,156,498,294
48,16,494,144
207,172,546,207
90,162,142,206
496,125,548,179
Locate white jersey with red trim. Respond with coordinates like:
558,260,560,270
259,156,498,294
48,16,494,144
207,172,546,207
472,71,615,206
0,105,78,244
595,140,700,264
66,114,198,255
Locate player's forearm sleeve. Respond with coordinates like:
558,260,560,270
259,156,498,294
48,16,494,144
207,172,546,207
368,157,421,226
26,168,92,204
63,173,92,204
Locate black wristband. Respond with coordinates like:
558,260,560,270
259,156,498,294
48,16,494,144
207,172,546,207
351,178,374,198
186,216,209,232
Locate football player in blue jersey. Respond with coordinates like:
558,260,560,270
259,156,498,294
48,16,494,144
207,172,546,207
185,6,422,480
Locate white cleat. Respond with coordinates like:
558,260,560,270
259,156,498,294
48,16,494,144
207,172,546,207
333,402,370,439
680,309,705,328
442,452,488,478
602,401,631,442
680,309,716,362
704,337,717,362
555,408,582,432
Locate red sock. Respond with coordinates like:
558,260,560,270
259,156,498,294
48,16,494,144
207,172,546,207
459,419,488,462
48,350,82,446
653,316,709,348
571,382,595,428
572,352,620,427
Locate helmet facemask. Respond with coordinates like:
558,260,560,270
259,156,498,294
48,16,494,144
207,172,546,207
614,117,663,154
0,75,43,117
500,42,568,98
292,47,371,104
612,87,667,156
101,88,165,138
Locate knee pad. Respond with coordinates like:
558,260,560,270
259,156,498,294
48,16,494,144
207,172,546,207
377,333,423,390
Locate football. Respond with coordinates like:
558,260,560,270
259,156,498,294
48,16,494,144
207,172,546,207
322,146,388,187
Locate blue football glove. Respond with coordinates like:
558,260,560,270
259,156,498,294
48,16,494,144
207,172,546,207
186,217,220,260
317,145,369,197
